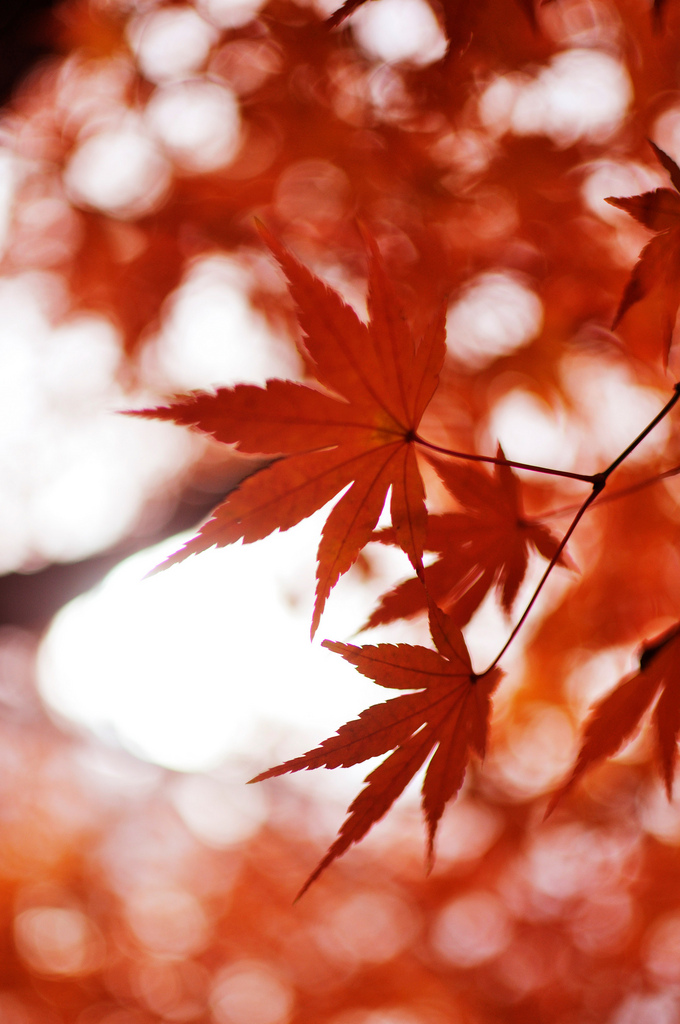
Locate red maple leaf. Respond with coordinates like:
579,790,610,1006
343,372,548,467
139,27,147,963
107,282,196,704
606,142,680,366
364,448,565,630
136,228,446,636
549,621,680,810
252,601,502,897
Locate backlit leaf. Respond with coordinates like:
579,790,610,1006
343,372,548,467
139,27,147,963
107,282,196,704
364,448,566,630
136,229,446,636
252,602,501,896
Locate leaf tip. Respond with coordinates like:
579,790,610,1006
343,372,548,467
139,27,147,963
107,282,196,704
294,845,339,901
142,550,183,579
254,219,287,263
543,789,563,820
425,824,437,875
252,215,268,238
293,874,315,903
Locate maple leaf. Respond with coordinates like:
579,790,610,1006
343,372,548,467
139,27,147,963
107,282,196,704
605,142,680,366
136,227,446,636
549,622,680,810
252,600,502,897
364,447,565,630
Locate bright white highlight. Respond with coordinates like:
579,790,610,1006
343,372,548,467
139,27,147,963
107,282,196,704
480,49,632,146
351,0,447,66
652,106,680,168
37,514,415,773
145,81,241,173
128,6,218,84
64,126,170,217
488,389,578,473
582,159,662,223
197,0,267,29
153,255,298,390
0,275,192,571
446,273,543,368
561,355,670,464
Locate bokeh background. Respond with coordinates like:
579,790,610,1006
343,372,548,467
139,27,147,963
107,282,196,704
4,0,680,1021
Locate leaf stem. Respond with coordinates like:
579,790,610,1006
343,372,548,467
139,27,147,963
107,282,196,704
413,435,595,483
537,462,680,522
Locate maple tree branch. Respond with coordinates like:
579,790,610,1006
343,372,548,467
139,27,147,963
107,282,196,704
537,462,680,521
479,385,680,675
595,461,680,503
599,383,680,480
479,482,604,677
413,435,595,483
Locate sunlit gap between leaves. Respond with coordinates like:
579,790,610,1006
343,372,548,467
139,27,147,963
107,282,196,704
37,515,424,777
0,272,195,571
37,506,572,800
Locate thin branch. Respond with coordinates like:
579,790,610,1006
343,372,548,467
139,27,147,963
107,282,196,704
598,462,680,503
537,462,680,522
477,383,680,675
479,481,604,677
414,434,595,483
599,383,680,480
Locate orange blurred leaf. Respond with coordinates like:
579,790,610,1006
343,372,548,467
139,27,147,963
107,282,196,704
606,143,680,366
549,622,680,810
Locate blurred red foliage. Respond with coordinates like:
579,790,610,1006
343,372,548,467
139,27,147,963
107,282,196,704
2,686,680,1023
4,0,680,1018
